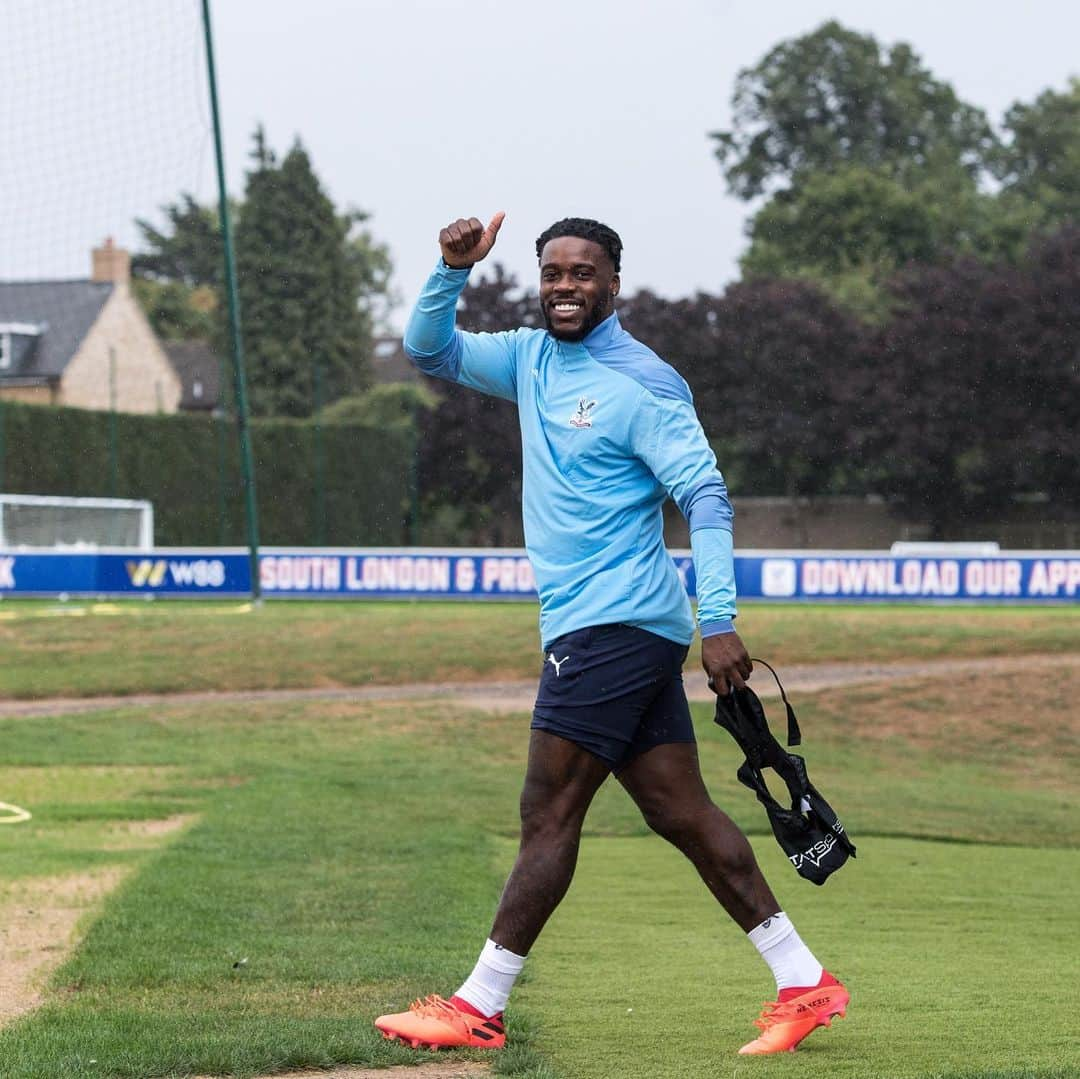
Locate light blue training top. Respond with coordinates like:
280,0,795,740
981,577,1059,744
404,260,737,649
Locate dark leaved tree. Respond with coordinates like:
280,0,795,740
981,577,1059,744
623,283,867,499
1010,226,1080,509
708,279,868,498
864,253,1053,537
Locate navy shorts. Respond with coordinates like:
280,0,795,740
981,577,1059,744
531,623,694,771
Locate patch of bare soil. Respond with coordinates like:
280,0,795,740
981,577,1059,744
0,815,192,1029
0,868,128,1027
97,814,198,851
119,813,197,838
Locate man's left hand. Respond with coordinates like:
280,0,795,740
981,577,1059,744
702,631,752,695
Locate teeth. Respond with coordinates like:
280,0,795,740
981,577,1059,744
554,303,580,311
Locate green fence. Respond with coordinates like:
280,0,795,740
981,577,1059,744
0,402,411,546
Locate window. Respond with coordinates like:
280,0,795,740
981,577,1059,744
0,322,43,371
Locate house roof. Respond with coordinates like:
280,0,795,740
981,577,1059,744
164,340,221,411
0,280,114,380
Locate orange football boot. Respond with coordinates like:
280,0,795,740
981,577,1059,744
374,994,506,1050
738,972,849,1055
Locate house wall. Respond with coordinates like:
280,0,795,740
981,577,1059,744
0,384,56,406
59,284,182,414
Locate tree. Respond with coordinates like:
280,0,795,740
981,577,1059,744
621,283,867,499
417,264,538,543
131,195,225,340
711,20,997,200
234,128,385,416
129,278,220,341
739,165,1033,319
998,78,1080,226
319,382,438,430
707,279,868,498
1009,225,1080,508
132,129,394,417
862,230,1080,537
132,194,223,287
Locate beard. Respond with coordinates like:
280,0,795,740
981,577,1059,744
541,294,613,341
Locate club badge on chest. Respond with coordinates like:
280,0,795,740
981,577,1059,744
569,397,597,429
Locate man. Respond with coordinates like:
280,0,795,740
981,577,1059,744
374,214,847,1057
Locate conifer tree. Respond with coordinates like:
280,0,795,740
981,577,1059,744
234,127,375,416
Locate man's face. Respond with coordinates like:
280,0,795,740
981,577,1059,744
538,237,620,341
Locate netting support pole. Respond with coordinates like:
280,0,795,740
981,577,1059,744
202,0,261,600
313,357,326,547
108,346,118,498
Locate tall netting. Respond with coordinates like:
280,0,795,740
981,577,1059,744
2,0,210,283
0,3,412,550
0,1,217,532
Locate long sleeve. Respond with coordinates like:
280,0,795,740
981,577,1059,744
690,526,737,635
629,389,737,636
403,260,519,402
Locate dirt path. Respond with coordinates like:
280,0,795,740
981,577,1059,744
0,818,193,1030
192,1067,491,1079
2,652,1077,720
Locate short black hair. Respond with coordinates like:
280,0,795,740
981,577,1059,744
535,217,622,272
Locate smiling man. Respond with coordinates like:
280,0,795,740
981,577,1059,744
374,214,848,1058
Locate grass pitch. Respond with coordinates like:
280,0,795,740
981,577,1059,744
0,604,1077,1078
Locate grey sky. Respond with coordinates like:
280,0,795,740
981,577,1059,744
4,0,1078,329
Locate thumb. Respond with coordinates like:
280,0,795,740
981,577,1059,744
482,211,506,248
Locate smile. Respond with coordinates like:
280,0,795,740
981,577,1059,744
552,302,583,313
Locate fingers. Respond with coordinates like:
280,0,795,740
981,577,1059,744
701,631,752,695
439,218,482,255
439,212,505,267
707,673,735,695
439,218,480,259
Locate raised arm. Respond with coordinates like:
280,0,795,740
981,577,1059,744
404,213,520,402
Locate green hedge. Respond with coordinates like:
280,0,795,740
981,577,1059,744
0,401,411,546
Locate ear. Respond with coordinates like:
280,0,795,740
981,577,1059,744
610,274,620,298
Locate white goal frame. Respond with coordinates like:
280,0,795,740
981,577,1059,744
0,493,153,549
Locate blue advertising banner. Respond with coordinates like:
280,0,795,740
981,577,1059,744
0,548,1078,602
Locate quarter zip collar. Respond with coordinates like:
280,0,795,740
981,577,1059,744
582,311,621,351
551,312,622,367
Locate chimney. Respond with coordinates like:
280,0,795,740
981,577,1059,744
91,237,130,284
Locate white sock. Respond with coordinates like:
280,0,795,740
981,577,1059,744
454,938,526,1018
747,912,823,992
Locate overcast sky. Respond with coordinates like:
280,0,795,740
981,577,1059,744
4,0,1078,329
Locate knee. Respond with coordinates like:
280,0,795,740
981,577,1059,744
519,790,583,846
639,796,700,846
642,799,757,873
